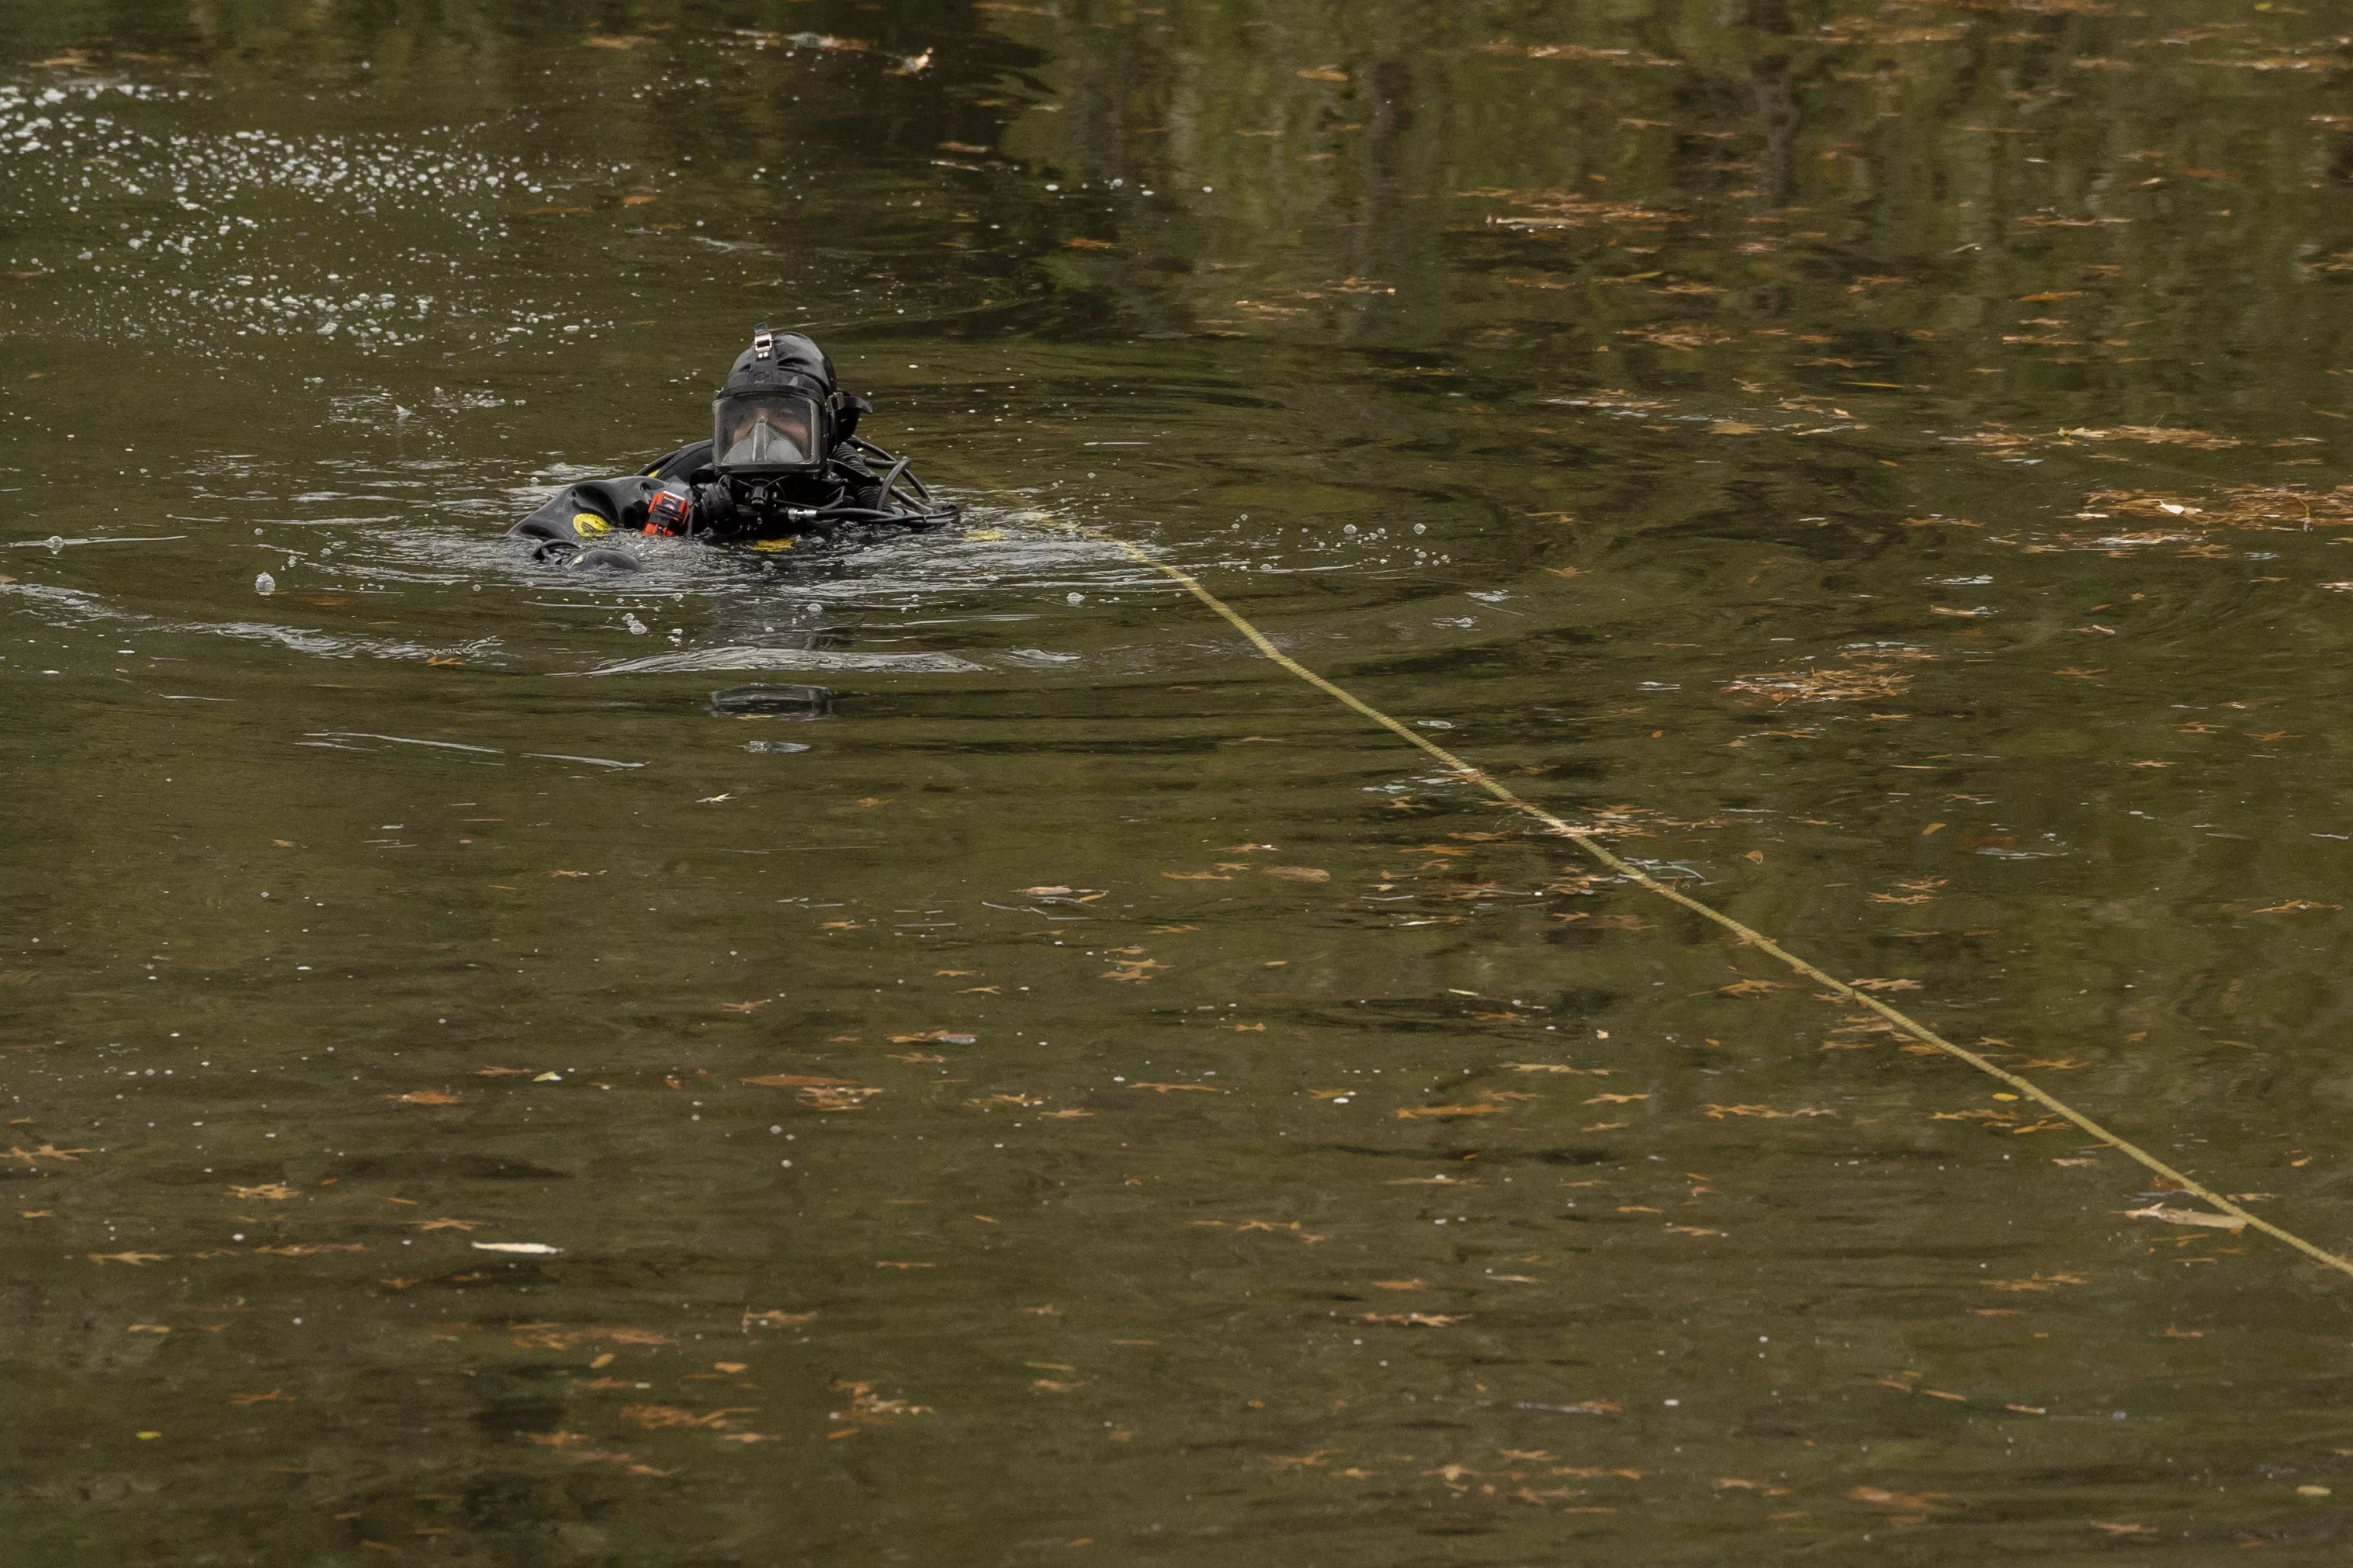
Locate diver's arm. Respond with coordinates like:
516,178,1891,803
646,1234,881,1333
507,478,659,566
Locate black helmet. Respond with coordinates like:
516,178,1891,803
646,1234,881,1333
712,326,865,479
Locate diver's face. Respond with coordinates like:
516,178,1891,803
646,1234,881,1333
730,407,810,448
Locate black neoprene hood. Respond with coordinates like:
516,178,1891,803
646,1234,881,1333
720,327,837,401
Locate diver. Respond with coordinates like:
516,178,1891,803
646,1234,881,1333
509,326,958,569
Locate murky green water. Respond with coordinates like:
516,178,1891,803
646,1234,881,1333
10,1,2353,1561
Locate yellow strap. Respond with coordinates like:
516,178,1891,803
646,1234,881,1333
1042,514,2353,1280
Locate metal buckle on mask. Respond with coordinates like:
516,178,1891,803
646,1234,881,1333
752,324,775,362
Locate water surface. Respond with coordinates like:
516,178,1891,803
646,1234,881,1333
8,2,2353,1562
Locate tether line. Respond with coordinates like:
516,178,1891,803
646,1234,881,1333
1024,511,2353,1282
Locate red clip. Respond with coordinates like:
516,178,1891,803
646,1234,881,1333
646,486,694,536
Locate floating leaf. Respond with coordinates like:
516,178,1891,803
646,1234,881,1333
2122,1204,2245,1231
1849,1486,1954,1510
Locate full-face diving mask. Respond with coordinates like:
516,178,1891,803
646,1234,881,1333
714,391,826,475
711,326,845,480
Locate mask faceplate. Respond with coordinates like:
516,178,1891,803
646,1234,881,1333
713,392,824,475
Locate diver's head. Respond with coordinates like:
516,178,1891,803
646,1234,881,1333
712,325,858,482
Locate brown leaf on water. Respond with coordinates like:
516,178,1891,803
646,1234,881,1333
1503,1063,1606,1075
411,1217,480,1232
1849,1486,1953,1510
6,1144,92,1165
1263,866,1331,882
1723,664,1910,704
1362,1313,1467,1327
1036,1109,1094,1120
829,1381,932,1424
743,1310,816,1329
1132,1082,1226,1094
1987,1273,2088,1292
800,1086,882,1111
1396,1104,1507,1120
1623,324,1738,351
1719,979,1791,996
622,1404,757,1430
1703,1104,1833,1120
229,1390,293,1406
1665,1224,1725,1237
1160,871,1232,881
1297,66,1350,81
386,1089,461,1106
476,1067,532,1077
90,1251,167,1265
1269,1449,1345,1469
2122,1203,2245,1231
253,1244,366,1257
2251,899,2340,915
742,1075,858,1088
2067,425,2238,451
229,1183,298,1200
1371,1279,1428,1290
720,999,769,1013
2090,1522,2155,1536
1848,978,1922,992
1065,237,1115,251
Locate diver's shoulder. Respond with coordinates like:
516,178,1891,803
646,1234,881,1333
644,439,714,480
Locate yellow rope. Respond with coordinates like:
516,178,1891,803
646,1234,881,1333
1035,515,2353,1281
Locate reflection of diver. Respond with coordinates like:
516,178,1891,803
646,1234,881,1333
510,326,958,569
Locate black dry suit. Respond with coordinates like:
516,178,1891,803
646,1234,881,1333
508,328,957,569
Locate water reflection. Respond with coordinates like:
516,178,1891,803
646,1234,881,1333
9,0,2353,1561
